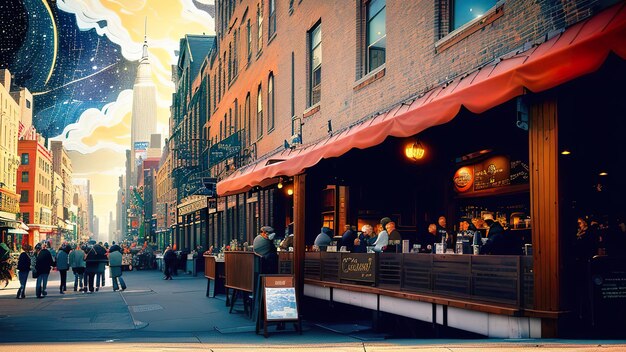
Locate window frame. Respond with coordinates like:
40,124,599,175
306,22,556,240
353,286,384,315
256,84,263,139
366,0,386,73
20,190,28,203
268,0,276,38
267,73,275,132
21,153,29,165
308,22,322,107
257,2,264,53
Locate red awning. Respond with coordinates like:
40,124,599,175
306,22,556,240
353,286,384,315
218,3,626,196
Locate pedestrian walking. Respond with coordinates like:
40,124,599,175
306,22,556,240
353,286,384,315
84,245,99,293
69,244,86,292
94,242,107,291
56,244,70,294
108,247,126,291
163,246,176,280
35,242,53,298
16,245,31,299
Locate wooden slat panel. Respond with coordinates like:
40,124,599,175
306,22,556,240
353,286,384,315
433,255,471,296
204,255,217,279
321,252,340,282
224,251,258,292
402,254,433,293
530,99,560,317
304,252,321,279
378,253,402,289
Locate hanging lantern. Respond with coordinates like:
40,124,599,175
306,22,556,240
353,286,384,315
405,141,425,161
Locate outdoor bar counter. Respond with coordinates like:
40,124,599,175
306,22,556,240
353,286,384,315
204,254,225,298
304,252,534,311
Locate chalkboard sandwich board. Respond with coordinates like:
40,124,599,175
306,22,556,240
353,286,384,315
256,275,302,338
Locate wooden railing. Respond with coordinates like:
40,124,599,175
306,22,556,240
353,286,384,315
305,252,534,309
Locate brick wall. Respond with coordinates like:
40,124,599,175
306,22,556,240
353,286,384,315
205,0,611,169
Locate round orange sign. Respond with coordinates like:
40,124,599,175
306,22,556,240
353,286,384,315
453,167,474,193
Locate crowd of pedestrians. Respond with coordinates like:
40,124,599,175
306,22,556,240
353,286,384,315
15,240,127,299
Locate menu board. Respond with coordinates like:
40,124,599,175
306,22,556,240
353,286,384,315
263,276,299,321
473,156,511,190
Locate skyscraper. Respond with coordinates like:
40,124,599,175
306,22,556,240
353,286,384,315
130,22,157,186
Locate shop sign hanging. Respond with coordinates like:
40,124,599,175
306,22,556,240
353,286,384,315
209,132,241,165
453,166,474,193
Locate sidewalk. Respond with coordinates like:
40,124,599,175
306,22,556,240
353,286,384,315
1,269,625,350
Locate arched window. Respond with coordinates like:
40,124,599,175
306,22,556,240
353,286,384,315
267,73,274,132
256,84,263,138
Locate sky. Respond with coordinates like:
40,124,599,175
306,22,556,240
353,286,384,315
1,0,216,238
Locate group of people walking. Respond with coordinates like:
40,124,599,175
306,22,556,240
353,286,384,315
16,241,127,299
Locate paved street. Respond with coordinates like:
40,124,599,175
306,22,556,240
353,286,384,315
1,269,625,351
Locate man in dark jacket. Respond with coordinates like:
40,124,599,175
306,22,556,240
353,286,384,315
17,245,32,299
85,244,103,292
163,246,177,280
480,214,520,255
35,242,53,298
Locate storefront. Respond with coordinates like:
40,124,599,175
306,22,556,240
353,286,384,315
176,195,210,252
215,5,626,338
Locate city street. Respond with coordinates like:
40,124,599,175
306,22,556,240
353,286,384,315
1,269,624,351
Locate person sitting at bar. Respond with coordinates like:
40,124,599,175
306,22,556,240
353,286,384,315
353,224,375,253
373,218,390,252
340,224,357,252
384,220,402,252
480,213,519,255
424,223,438,253
314,227,334,251
254,226,278,273
386,220,402,241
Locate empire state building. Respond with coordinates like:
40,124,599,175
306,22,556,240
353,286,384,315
130,29,157,185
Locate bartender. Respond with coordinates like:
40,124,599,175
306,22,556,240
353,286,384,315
436,216,453,250
456,218,481,253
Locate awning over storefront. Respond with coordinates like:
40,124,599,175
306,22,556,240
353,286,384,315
8,228,28,235
218,3,626,196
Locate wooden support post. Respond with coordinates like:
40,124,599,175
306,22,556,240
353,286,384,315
529,98,561,337
293,174,306,298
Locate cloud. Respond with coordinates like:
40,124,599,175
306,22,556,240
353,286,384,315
51,89,133,153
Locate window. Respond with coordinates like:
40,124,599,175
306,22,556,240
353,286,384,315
26,99,31,109
257,2,264,53
233,30,238,76
22,212,29,224
21,171,29,183
308,22,322,107
256,84,263,138
228,43,232,82
269,0,276,38
20,190,28,203
268,73,274,132
247,20,252,62
245,93,251,146
21,153,29,165
452,0,497,30
367,0,386,72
